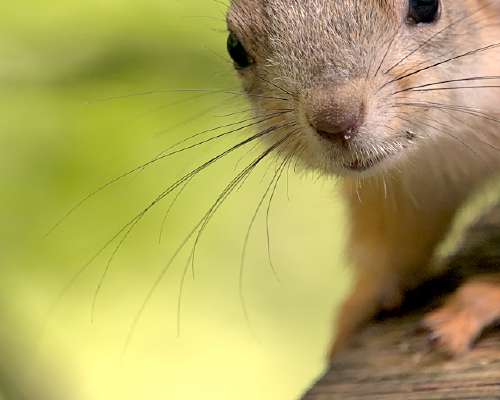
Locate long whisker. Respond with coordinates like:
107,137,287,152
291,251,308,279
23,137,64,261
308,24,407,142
392,76,500,94
131,92,215,121
393,10,500,79
395,103,500,152
214,107,294,119
238,145,297,326
156,110,292,156
47,123,291,328
188,125,295,278
373,23,401,78
408,85,500,93
122,132,293,351
177,137,293,337
175,155,265,334
380,42,500,91
91,88,290,103
91,123,295,320
396,114,481,158
265,150,297,281
384,5,488,75
394,101,500,127
158,177,194,245
214,108,254,118
255,74,296,99
175,162,260,337
153,95,240,137
46,111,291,236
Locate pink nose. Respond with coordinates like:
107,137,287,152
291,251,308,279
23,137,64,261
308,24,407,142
305,85,365,143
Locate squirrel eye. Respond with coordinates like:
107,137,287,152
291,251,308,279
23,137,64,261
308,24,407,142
227,32,253,69
408,0,440,24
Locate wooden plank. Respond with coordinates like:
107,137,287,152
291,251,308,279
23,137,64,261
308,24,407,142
303,313,500,399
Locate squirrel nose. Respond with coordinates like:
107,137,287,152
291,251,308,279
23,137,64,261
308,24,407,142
304,84,365,143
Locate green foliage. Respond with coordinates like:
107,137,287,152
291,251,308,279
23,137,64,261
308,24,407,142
1,1,348,399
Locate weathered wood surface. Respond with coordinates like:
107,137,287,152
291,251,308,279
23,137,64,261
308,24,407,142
303,200,500,399
302,313,500,399
302,268,500,400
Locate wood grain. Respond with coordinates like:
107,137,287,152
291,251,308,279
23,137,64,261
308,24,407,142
302,201,500,399
303,313,500,399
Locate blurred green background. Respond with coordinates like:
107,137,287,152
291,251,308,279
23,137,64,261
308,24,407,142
1,1,350,399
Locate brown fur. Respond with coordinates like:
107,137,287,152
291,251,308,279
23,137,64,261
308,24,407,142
423,275,500,355
227,0,500,358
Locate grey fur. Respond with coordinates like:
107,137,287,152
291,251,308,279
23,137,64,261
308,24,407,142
227,0,500,189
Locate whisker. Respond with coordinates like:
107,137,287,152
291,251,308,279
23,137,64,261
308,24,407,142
188,125,295,278
216,107,293,118
255,74,296,99
157,110,292,156
176,165,259,337
395,109,499,163
392,76,500,94
90,88,289,103
122,131,293,352
394,101,500,127
214,108,254,118
239,144,298,320
158,176,194,244
234,141,262,171
397,114,481,158
409,85,500,93
48,123,291,329
179,137,293,337
413,104,500,152
373,23,401,78
265,150,297,282
153,95,240,137
384,5,488,75
46,111,290,236
131,92,213,120
92,123,294,320
380,42,500,91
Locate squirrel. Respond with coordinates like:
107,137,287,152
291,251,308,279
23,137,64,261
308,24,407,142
225,0,500,358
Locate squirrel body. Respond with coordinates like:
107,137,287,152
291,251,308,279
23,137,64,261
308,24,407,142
227,0,500,357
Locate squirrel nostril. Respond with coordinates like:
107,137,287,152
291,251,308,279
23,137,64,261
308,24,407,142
314,118,362,142
310,104,364,143
305,84,365,144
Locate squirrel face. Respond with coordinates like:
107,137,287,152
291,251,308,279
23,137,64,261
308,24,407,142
227,0,500,177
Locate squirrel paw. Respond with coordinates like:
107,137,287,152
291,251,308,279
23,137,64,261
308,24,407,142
422,277,500,356
422,302,480,356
